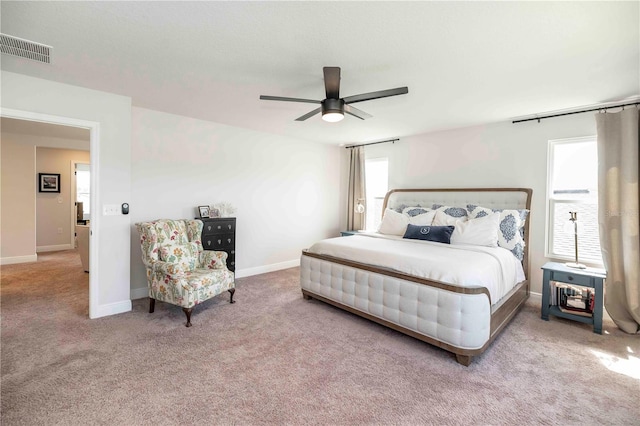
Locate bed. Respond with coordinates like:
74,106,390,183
300,188,532,365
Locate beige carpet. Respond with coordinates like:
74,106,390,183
1,250,639,425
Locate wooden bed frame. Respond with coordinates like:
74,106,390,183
300,188,532,366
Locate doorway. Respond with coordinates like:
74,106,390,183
1,108,100,318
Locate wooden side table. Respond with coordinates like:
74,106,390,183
541,262,606,334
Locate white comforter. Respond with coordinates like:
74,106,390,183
306,233,526,305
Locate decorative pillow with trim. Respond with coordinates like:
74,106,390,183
378,208,409,236
466,204,529,260
159,242,199,272
403,224,455,244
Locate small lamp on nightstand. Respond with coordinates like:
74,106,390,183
564,211,586,269
355,199,365,230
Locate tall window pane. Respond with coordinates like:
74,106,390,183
365,158,388,231
547,138,602,264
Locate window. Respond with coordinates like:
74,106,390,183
365,158,388,231
547,137,602,264
76,164,90,217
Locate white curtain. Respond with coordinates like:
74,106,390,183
596,108,640,334
347,146,366,231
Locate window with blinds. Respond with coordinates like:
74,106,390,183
546,137,602,264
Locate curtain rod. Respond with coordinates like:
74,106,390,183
512,101,640,124
345,138,399,149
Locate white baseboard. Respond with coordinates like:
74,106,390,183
130,287,149,300
37,244,73,253
128,259,300,299
90,299,132,319
234,259,300,279
1,254,38,265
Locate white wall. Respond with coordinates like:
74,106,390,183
360,113,597,295
0,135,37,262
35,147,90,250
1,71,132,318
129,107,343,295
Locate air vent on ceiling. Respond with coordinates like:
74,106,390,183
0,34,52,64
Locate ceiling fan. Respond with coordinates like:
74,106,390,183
260,67,408,122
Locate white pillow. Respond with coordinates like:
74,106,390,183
432,210,461,226
408,210,436,226
449,212,500,247
378,209,408,236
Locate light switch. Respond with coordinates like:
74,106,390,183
103,204,119,215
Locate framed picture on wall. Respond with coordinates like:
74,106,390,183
198,205,210,218
38,173,60,193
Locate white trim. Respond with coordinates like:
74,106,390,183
235,258,300,279
92,299,132,319
1,108,102,320
37,244,73,253
0,255,38,265
131,287,149,300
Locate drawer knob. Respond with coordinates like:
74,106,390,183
231,261,235,266
207,241,211,246
568,275,574,281
231,250,235,254
227,238,232,243
217,239,221,244
217,225,221,229
207,226,212,231
228,225,232,229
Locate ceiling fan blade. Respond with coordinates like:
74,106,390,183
342,87,409,104
323,67,341,99
260,95,321,104
344,104,372,120
295,107,322,121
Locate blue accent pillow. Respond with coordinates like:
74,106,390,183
403,224,455,244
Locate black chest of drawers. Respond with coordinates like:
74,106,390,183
200,218,236,272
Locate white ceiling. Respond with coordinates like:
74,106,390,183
1,1,638,145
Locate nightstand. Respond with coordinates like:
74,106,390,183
541,262,606,334
340,231,359,237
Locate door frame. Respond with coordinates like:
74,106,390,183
1,107,101,318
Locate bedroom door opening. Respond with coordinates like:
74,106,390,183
1,108,101,318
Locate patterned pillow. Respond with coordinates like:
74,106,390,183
432,204,468,219
159,242,199,272
466,204,529,260
402,206,432,217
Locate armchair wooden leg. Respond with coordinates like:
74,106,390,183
228,288,236,304
182,308,193,327
149,298,156,313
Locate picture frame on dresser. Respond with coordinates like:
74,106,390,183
198,205,210,218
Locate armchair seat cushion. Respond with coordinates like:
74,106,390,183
159,242,199,272
149,267,235,309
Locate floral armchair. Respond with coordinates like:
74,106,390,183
135,219,235,327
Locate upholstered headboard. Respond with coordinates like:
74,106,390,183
382,188,533,278
383,188,531,212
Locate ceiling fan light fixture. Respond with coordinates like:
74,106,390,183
321,98,344,122
322,112,344,122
